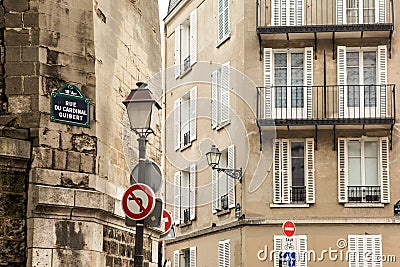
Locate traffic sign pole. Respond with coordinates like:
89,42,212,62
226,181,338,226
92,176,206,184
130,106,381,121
134,135,146,267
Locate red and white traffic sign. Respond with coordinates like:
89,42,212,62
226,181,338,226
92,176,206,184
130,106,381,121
162,209,173,234
282,221,296,237
122,183,156,220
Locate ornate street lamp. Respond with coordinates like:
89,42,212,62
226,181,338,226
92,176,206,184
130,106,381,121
123,82,161,267
206,145,243,183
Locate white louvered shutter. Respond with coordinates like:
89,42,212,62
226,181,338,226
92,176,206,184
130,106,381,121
378,0,386,23
264,48,273,119
338,138,348,203
190,9,197,65
378,45,387,118
174,98,181,151
373,235,383,267
297,236,307,267
174,250,180,267
305,138,315,204
289,0,295,26
380,137,390,203
174,171,181,225
336,0,345,24
224,0,230,37
212,169,219,213
190,247,197,267
224,240,230,267
273,140,281,203
281,0,287,25
218,0,224,41
189,163,196,220
212,70,218,129
274,236,282,267
174,26,181,78
190,86,197,142
296,0,304,25
347,235,357,266
218,241,224,266
272,0,280,26
357,235,365,264
305,47,314,119
220,63,230,124
337,46,347,118
228,144,236,208
281,139,290,204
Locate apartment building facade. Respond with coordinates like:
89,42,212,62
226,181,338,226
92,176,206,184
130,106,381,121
163,0,400,266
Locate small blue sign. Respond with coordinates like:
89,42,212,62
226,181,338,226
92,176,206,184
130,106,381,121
283,251,296,267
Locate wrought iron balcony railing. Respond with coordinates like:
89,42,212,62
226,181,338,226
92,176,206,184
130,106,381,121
221,194,229,210
183,55,191,73
291,186,306,203
348,186,381,203
256,84,395,126
183,208,190,223
256,0,394,33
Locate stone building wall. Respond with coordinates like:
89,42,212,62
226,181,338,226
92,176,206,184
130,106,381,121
0,0,161,266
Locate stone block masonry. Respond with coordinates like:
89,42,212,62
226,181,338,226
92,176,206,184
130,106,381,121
0,128,31,266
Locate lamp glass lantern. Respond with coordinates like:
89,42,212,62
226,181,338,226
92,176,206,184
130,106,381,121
123,82,161,133
206,145,222,168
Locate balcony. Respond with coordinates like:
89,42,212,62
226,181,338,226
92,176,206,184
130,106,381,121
257,84,395,126
255,0,394,58
291,186,306,203
348,186,381,203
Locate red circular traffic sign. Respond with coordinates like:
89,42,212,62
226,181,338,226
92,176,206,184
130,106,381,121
162,210,173,233
122,183,156,220
282,221,296,237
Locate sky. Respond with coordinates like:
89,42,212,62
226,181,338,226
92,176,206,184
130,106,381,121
158,0,169,22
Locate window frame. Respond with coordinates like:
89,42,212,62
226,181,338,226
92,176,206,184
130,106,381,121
217,0,230,44
174,86,197,151
272,138,315,206
338,137,390,205
211,63,230,129
218,239,230,267
347,235,382,267
174,164,196,225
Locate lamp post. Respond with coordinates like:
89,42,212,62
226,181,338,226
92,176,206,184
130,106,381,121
123,82,161,267
206,145,243,183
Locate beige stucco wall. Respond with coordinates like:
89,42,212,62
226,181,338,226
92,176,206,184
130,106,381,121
164,0,400,265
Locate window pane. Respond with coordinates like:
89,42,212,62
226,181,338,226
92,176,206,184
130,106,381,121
291,142,304,186
291,86,304,108
348,141,361,156
364,141,378,157
275,69,288,86
348,158,362,185
275,86,287,108
275,53,287,67
291,67,303,86
365,158,379,185
291,53,303,67
347,52,359,67
181,173,190,208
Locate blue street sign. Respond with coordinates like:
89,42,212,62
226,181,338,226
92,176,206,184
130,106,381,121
283,251,296,267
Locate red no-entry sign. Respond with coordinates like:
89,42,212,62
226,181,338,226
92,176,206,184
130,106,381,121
282,221,296,237
122,183,155,220
162,209,173,234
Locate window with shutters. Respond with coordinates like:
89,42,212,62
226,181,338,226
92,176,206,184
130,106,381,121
211,63,230,129
174,87,197,151
217,0,230,44
174,164,196,225
274,235,308,267
174,9,197,78
174,247,197,267
337,0,385,24
212,145,236,213
337,46,387,119
338,137,389,205
272,139,315,206
218,240,230,267
271,0,304,26
263,48,313,120
347,235,382,267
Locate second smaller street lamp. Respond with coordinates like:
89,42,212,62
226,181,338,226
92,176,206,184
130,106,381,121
206,145,243,183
